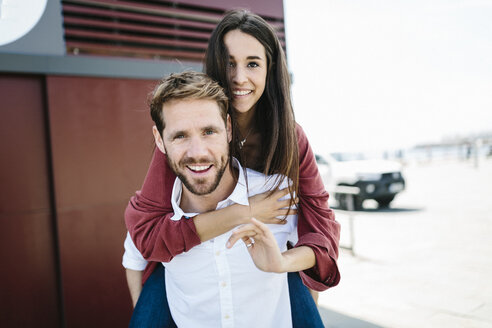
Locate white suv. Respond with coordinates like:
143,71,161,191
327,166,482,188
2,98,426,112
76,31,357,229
316,153,405,210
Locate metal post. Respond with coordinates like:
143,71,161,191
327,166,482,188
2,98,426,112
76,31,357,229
346,194,355,255
474,138,482,169
330,185,359,256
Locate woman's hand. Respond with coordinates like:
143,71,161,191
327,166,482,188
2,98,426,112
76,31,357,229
226,218,317,273
193,189,295,243
247,188,297,225
227,218,286,273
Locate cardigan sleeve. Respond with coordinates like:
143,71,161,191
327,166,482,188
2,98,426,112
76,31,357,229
125,150,201,263
295,124,341,291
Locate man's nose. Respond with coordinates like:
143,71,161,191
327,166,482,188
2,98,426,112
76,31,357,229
232,66,247,85
186,136,208,158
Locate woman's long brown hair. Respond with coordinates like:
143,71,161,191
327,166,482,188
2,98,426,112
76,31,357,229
204,9,299,201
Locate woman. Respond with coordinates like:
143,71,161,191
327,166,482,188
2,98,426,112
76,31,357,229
126,9,340,327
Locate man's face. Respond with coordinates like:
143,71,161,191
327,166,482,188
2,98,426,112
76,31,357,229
153,99,232,196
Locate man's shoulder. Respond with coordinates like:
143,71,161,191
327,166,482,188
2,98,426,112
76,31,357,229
243,168,290,194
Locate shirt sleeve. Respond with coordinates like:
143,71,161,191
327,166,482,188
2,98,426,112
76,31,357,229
122,232,148,271
295,124,341,291
125,150,202,263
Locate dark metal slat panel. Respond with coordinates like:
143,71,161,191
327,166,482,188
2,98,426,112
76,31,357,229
66,41,205,60
63,4,217,30
64,17,211,39
65,29,208,49
64,0,222,23
61,0,285,61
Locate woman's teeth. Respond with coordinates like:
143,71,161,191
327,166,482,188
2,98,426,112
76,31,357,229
233,90,252,96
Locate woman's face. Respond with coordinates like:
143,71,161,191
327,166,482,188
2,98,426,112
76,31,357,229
224,29,268,114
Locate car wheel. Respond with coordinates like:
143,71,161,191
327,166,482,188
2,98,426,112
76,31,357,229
376,195,395,208
353,196,363,211
336,194,364,211
335,193,346,210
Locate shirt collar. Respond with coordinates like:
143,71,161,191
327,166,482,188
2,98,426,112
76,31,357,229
170,157,249,219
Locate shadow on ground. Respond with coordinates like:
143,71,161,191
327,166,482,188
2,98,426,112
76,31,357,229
360,206,424,213
319,306,385,328
332,205,424,214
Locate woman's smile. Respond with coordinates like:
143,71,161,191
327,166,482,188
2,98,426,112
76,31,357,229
232,89,253,97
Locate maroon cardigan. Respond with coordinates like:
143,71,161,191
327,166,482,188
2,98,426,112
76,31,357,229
125,124,341,291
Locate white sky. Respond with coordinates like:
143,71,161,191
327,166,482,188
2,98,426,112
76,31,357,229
284,0,492,153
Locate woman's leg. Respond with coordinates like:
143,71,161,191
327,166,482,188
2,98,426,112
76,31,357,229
129,265,177,328
288,272,325,328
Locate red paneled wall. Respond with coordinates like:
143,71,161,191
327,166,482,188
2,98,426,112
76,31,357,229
0,75,160,326
45,76,158,327
0,75,60,327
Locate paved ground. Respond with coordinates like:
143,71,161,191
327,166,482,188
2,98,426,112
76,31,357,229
318,158,492,328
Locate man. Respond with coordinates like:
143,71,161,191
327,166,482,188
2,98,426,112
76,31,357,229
122,71,299,327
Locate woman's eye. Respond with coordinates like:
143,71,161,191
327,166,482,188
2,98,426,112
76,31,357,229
228,62,236,68
248,62,259,68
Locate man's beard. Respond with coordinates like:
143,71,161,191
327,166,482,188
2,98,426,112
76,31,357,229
166,151,229,196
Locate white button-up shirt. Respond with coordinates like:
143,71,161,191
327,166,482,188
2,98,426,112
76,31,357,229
123,160,297,328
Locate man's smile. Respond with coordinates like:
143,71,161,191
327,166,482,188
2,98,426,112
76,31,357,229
186,164,213,173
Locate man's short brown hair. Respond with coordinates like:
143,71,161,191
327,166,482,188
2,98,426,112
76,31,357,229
150,71,229,136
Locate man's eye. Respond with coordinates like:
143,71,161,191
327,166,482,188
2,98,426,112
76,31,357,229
204,130,215,135
174,135,185,140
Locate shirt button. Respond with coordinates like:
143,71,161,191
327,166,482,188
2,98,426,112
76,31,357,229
215,251,221,256
221,281,227,287
225,315,230,319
